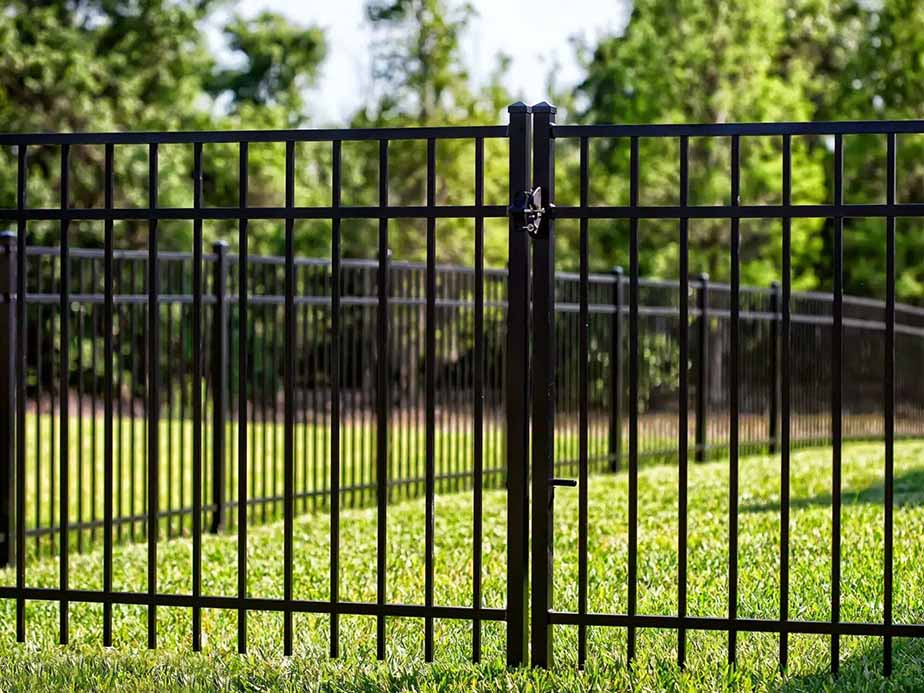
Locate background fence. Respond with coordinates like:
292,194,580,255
10,242,924,558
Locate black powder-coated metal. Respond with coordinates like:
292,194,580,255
237,141,250,655
831,133,844,675
1,112,919,675
627,135,639,664
530,102,556,668
677,135,689,669
505,102,531,668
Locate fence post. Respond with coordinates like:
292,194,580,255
505,101,531,668
695,273,709,463
530,101,556,669
0,232,16,568
210,241,229,533
609,266,624,472
768,281,781,454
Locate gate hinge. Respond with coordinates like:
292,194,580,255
508,187,546,238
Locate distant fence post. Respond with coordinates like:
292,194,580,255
210,241,229,533
768,281,781,454
609,266,624,472
0,232,16,568
695,273,709,463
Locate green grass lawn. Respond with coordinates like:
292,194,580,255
23,412,517,550
2,440,923,691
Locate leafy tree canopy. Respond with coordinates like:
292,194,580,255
571,0,924,301
3,0,924,300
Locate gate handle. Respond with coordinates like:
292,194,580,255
550,478,577,487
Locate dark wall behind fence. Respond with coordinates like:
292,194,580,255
15,245,924,557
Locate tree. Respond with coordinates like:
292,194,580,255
783,0,924,301
572,0,924,302
570,0,827,289
0,0,329,256
207,11,326,124
349,0,513,265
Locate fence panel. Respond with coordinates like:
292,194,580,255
0,119,522,663
539,117,924,674
2,110,924,673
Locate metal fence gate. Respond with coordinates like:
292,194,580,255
526,105,924,675
0,103,922,674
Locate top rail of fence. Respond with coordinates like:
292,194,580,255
552,119,924,138
6,118,924,147
0,125,509,147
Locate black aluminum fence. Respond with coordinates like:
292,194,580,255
0,120,523,663
1,106,922,675
532,106,924,675
8,245,924,562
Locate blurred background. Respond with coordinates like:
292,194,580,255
3,0,924,299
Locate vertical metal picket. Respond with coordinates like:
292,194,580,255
283,140,296,657
627,135,640,664
831,134,844,675
883,132,896,677
211,240,229,534
695,273,709,463
677,135,690,669
424,137,436,663
780,134,792,671
0,232,15,571
577,136,590,669
191,142,204,652
329,138,342,659
103,143,115,647
728,134,741,666
147,142,160,650
15,144,27,643
236,141,249,655
0,231,14,568
609,266,623,472
472,136,485,663
59,143,71,646
375,139,389,661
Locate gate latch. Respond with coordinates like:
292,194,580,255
509,187,545,238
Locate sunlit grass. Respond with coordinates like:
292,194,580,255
2,440,923,690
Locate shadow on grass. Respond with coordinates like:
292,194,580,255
781,636,924,691
742,468,924,515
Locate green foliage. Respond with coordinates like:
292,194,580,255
570,0,825,285
3,0,924,295
352,0,513,265
207,11,326,120
571,0,924,300
0,0,328,255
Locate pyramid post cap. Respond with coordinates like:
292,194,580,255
532,101,557,114
507,101,531,114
